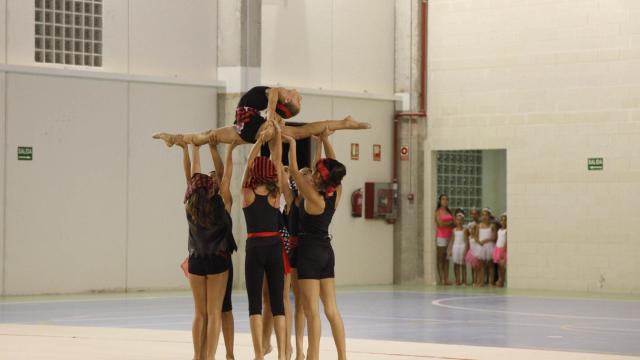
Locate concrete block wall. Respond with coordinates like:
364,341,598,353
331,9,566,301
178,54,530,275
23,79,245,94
424,0,640,293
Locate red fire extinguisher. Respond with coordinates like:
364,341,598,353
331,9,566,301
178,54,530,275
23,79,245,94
351,188,363,217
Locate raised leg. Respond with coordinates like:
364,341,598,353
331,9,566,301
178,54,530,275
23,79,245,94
153,126,244,147
283,116,371,140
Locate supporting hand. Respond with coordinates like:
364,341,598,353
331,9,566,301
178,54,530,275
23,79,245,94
208,132,219,146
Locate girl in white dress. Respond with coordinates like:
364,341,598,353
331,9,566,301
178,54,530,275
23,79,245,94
449,212,467,286
477,208,497,287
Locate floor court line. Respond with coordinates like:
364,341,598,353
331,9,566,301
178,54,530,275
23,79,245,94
432,296,640,322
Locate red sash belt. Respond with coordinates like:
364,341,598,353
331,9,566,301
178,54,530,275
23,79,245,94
247,231,280,239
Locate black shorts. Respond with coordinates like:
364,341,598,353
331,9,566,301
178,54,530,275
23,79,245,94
188,254,230,276
288,247,298,269
222,259,233,312
297,236,335,280
234,113,265,144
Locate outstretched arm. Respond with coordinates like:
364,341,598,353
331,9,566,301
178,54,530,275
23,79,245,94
319,126,336,160
191,144,202,175
312,136,322,165
220,142,238,211
272,121,284,195
280,164,294,209
266,87,283,128
241,136,265,189
285,135,324,209
208,134,224,184
177,140,191,185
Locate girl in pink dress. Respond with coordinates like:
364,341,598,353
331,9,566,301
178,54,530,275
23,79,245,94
434,195,454,285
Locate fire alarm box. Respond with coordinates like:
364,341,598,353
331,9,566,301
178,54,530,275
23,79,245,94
351,188,363,217
364,182,398,221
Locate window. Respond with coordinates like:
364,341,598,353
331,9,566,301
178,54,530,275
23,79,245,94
35,0,102,67
436,150,482,215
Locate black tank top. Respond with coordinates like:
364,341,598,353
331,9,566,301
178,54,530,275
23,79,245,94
243,191,281,245
237,86,290,118
187,195,235,257
299,193,336,237
287,202,301,237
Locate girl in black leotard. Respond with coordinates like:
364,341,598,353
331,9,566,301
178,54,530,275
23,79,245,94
174,136,238,360
283,128,347,360
241,126,287,360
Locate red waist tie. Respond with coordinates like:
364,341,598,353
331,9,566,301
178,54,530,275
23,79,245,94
247,231,280,239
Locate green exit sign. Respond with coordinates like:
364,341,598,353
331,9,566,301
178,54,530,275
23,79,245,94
18,146,33,161
588,157,603,171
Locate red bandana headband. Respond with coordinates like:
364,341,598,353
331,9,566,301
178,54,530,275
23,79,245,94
316,159,336,194
276,102,294,119
184,173,214,203
247,156,278,189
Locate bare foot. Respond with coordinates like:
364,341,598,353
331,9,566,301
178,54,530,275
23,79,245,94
295,354,305,360
152,132,178,147
263,344,273,356
342,115,371,129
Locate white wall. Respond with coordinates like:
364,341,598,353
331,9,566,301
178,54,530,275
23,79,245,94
331,97,395,285
127,83,217,290
5,74,128,294
425,0,640,294
286,95,395,286
129,0,217,79
261,0,395,94
0,0,6,63
0,71,5,294
0,0,220,295
6,0,217,79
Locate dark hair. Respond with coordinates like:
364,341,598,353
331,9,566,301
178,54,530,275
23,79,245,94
186,188,224,228
436,194,452,215
317,158,346,190
454,208,465,216
253,179,279,197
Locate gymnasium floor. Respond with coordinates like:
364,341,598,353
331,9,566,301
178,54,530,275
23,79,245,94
1,286,639,359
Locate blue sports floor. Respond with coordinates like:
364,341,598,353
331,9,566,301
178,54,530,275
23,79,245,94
1,287,639,357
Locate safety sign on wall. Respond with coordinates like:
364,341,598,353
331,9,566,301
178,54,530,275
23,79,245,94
18,146,33,161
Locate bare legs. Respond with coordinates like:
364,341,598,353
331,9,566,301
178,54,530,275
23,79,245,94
291,269,306,360
300,278,346,360
188,271,228,360
486,261,495,287
262,274,293,360
153,126,242,147
453,264,462,286
189,274,207,360
319,278,347,360
283,116,370,140
299,280,321,360
222,311,235,360
436,247,451,285
152,116,370,147
475,261,486,287
495,262,506,287
250,290,286,359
